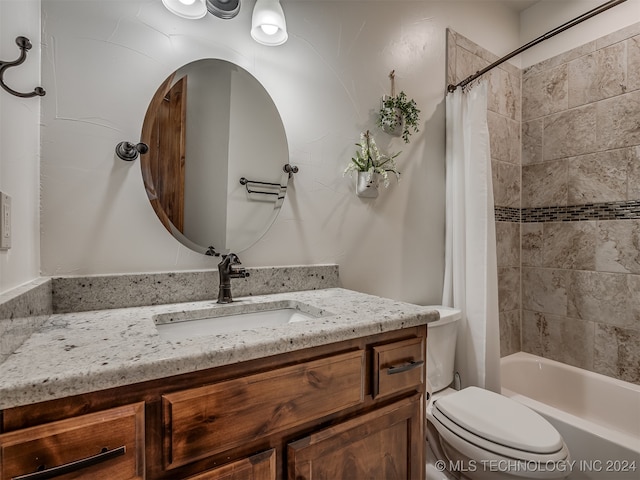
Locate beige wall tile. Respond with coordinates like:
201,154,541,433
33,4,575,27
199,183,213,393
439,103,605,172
543,222,596,270
492,160,521,208
628,35,640,92
522,64,568,121
455,31,499,66
498,267,521,312
523,42,596,78
627,274,640,327
542,315,595,371
594,324,640,384
627,146,640,199
596,90,640,151
522,161,568,208
488,111,520,164
522,119,543,165
568,151,628,204
568,42,627,108
543,104,597,161
500,309,521,357
521,310,595,370
596,220,640,274
522,267,568,316
455,45,488,84
488,67,520,120
496,222,520,268
522,223,543,267
567,270,636,328
446,29,457,87
521,310,544,356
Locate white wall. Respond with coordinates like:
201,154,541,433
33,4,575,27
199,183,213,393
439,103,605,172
37,0,520,305
520,0,640,67
0,0,41,295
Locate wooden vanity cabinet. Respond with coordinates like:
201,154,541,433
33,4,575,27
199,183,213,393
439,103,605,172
0,325,426,480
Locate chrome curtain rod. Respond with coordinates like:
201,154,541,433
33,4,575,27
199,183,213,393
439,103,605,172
447,0,629,93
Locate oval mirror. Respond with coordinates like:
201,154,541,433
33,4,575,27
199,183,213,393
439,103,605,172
140,59,289,256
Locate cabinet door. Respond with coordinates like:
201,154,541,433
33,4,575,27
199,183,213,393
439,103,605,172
0,402,145,480
288,395,424,480
185,449,276,480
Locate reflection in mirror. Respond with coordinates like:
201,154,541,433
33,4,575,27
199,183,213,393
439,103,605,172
141,59,289,255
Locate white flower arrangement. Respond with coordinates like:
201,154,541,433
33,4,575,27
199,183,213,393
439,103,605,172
343,130,400,188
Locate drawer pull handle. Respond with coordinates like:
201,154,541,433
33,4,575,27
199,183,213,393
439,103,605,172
387,360,424,375
12,445,126,480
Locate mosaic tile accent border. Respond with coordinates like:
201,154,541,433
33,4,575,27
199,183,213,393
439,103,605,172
495,200,640,223
495,206,521,222
522,200,640,222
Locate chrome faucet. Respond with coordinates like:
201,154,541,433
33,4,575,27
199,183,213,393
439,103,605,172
217,253,250,304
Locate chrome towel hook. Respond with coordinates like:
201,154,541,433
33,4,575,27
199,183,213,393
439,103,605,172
0,36,46,98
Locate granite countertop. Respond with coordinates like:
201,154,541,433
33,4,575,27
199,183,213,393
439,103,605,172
0,288,438,410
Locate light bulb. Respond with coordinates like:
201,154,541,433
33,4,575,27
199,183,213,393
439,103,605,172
260,24,279,36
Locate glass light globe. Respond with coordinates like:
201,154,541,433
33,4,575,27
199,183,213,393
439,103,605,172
260,24,279,36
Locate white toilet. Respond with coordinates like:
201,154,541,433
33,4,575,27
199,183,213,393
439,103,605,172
425,307,570,480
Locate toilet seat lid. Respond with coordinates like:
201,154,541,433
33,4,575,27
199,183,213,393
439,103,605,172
433,387,564,454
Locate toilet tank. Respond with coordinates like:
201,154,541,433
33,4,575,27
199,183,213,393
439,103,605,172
425,306,461,393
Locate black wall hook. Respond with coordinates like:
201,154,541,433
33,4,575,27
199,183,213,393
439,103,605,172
115,141,149,161
0,36,46,98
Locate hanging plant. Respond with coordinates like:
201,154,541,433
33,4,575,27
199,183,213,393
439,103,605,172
343,130,400,197
377,70,420,143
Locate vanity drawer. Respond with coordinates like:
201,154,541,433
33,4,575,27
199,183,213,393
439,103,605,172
373,337,425,399
162,349,365,469
0,402,145,480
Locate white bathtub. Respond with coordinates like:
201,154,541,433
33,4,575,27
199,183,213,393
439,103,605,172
501,352,640,480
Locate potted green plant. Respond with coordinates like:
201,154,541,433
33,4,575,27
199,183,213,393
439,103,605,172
343,130,400,198
377,71,420,143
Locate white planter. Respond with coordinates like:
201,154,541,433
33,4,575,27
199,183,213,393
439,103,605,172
356,171,379,198
380,95,404,137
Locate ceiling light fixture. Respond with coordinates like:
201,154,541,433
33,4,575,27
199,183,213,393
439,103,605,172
206,0,240,19
251,0,288,46
161,0,208,19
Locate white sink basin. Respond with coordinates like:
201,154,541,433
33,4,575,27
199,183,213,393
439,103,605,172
154,301,327,341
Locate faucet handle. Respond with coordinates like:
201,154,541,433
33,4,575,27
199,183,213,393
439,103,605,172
218,253,241,268
225,253,241,264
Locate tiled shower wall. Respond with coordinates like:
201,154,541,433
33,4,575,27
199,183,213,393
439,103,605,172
446,30,523,358
448,24,640,385
521,23,640,384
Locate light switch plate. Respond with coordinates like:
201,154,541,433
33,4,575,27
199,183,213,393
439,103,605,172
0,192,11,250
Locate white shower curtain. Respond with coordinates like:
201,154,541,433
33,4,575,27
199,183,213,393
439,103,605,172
442,81,501,393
